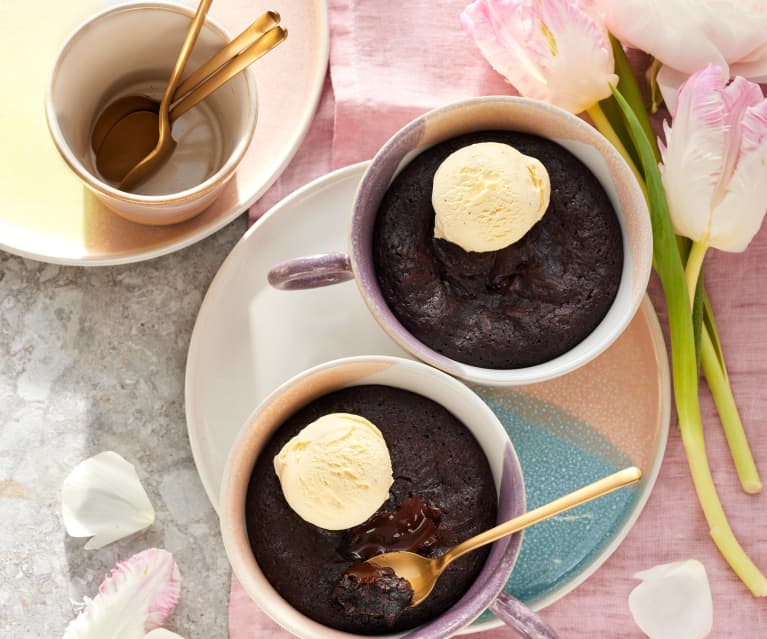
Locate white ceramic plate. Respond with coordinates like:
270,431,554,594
185,162,670,628
0,0,327,265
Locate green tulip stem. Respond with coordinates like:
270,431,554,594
684,240,708,310
701,330,763,494
684,240,762,493
586,102,646,193
678,419,767,596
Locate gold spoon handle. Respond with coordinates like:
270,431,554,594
161,0,213,111
169,26,287,121
173,10,280,102
438,466,643,571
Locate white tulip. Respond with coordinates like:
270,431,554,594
660,65,767,253
63,548,181,639
602,0,767,112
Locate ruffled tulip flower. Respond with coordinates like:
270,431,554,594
461,0,618,115
63,548,182,639
461,0,643,185
660,65,767,290
602,0,767,112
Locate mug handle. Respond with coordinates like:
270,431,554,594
267,252,355,290
489,593,560,639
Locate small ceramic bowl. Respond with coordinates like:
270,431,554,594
219,355,529,639
268,97,652,386
45,2,257,225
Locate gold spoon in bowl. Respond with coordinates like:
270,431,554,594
112,0,213,191
366,466,643,608
90,11,281,155
97,25,286,190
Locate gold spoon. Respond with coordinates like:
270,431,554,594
366,466,643,607
90,11,280,154
115,0,213,192
97,25,286,189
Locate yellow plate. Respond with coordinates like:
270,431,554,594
0,0,328,265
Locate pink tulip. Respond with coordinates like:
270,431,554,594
660,65,767,253
601,0,767,113
63,548,182,639
461,0,618,114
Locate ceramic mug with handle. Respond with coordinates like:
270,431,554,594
268,96,652,387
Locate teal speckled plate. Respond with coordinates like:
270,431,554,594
185,162,671,633
474,382,667,622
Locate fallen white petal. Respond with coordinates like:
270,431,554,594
628,560,713,639
144,630,184,639
62,451,155,549
63,548,181,639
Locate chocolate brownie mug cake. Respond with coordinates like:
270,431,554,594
268,97,653,385
219,356,527,638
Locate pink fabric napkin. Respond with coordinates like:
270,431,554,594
248,0,511,223
236,1,767,636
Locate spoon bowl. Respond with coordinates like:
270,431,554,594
366,466,643,608
91,95,158,153
96,109,161,182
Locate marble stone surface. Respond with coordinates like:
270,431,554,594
0,214,248,639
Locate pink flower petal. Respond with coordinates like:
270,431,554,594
713,76,765,205
660,65,730,243
462,0,616,113
710,98,767,251
63,549,181,639
461,0,533,83
657,64,704,116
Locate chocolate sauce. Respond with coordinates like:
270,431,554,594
345,494,442,560
343,562,395,581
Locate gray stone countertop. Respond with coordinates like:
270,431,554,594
0,215,249,639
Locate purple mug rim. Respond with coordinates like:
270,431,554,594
348,95,651,386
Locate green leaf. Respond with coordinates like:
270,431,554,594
676,235,691,263
610,34,660,162
598,95,641,170
692,274,703,370
702,291,727,378
610,83,699,420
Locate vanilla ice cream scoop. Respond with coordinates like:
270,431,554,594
432,142,551,252
273,413,394,530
